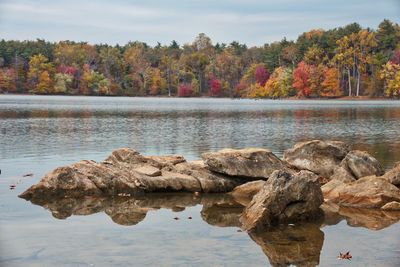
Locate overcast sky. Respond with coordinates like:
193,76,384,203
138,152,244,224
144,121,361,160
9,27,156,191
0,0,399,47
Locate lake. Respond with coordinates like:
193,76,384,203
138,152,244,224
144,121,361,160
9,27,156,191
1,95,400,267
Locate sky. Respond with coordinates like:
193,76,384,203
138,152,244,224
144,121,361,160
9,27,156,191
0,0,399,47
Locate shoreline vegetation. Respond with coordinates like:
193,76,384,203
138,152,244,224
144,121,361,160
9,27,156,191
0,19,399,99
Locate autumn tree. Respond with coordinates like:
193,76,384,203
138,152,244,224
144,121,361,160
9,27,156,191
293,61,312,97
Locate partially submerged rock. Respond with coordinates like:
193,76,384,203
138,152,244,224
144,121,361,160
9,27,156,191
20,148,242,200
283,140,349,177
202,148,287,179
322,176,400,209
381,201,400,211
241,170,323,231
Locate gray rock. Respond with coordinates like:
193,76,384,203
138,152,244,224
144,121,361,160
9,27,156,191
283,140,349,177
241,170,323,231
202,148,287,179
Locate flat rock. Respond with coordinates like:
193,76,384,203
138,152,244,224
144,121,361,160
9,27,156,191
322,176,400,208
134,165,161,177
202,148,287,179
283,140,349,177
241,170,323,231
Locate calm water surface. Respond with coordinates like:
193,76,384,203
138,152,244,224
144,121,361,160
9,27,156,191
1,95,400,266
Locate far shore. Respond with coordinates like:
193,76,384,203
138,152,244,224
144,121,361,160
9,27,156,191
0,92,398,101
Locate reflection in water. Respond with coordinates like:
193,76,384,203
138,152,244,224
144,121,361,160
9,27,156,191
249,223,324,267
322,203,400,230
22,192,400,267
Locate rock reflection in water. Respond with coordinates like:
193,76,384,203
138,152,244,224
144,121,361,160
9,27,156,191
322,203,400,230
24,193,400,266
28,193,240,226
249,223,324,267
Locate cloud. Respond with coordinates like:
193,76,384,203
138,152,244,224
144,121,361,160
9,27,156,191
0,0,398,46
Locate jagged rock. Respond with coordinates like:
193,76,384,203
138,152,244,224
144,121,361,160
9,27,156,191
381,201,400,211
230,180,266,206
331,150,384,182
241,170,323,231
283,140,350,177
249,223,324,267
19,148,242,200
381,162,400,186
202,148,287,179
322,176,400,209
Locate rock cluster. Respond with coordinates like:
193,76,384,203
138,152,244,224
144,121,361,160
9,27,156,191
20,140,400,232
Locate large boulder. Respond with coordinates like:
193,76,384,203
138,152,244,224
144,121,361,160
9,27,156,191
20,148,242,200
330,150,384,182
381,161,400,186
241,170,323,231
202,148,287,179
283,140,350,177
322,176,400,209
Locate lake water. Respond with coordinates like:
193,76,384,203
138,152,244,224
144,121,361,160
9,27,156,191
1,95,400,266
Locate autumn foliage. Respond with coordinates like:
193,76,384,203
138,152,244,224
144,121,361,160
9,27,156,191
0,19,399,98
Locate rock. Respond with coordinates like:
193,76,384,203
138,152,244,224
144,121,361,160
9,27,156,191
331,150,384,182
241,170,323,231
249,223,324,267
202,148,287,179
329,166,356,183
134,165,161,177
283,140,349,177
19,148,242,200
381,162,400,186
230,180,266,206
173,161,242,193
322,176,400,209
381,201,400,211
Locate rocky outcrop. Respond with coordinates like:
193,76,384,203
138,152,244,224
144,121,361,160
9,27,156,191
19,148,242,200
241,170,323,231
283,140,349,177
202,148,288,179
330,150,384,182
322,176,400,209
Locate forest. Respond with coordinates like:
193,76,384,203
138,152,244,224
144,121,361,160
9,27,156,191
0,19,399,98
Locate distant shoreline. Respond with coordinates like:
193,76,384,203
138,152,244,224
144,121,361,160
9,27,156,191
0,92,398,101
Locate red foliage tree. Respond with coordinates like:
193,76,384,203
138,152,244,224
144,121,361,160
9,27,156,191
255,64,270,86
209,74,222,96
57,64,78,76
178,83,193,97
293,61,312,97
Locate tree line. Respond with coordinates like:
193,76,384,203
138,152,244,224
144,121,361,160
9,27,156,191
0,19,399,98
